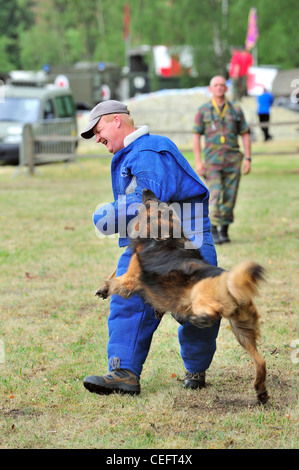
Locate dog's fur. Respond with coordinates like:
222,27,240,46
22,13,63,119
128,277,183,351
96,189,269,404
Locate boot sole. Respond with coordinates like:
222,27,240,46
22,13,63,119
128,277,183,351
184,381,205,390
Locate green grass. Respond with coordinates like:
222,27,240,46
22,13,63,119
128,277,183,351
0,148,298,449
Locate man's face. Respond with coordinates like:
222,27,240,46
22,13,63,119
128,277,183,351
93,115,122,154
209,78,227,99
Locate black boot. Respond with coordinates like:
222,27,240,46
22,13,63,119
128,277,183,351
211,225,221,244
219,225,230,243
184,370,206,389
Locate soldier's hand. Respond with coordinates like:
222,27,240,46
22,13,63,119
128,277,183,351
243,159,251,175
196,161,205,176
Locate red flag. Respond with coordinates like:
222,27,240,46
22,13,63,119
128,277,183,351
124,4,130,41
245,7,259,50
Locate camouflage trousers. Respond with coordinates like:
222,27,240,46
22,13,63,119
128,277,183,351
204,162,241,226
232,76,248,101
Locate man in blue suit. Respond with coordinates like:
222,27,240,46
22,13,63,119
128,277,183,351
81,100,220,395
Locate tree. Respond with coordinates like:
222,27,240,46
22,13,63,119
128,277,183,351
2,0,299,79
228,0,299,68
0,0,34,72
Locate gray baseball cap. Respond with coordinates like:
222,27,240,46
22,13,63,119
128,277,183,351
81,100,130,139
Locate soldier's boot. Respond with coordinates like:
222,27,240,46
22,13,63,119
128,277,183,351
211,225,221,245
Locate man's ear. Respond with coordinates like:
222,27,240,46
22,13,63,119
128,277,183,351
113,114,122,128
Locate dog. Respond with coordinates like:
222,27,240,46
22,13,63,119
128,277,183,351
95,189,269,404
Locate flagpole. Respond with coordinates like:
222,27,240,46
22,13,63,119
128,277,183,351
124,4,131,71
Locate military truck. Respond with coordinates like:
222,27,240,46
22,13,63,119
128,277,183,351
47,61,124,108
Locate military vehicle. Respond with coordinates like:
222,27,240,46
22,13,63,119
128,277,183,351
0,71,77,165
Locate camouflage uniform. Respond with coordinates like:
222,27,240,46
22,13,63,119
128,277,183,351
233,76,248,101
193,100,250,226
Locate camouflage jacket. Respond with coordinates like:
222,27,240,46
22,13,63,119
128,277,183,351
193,100,250,164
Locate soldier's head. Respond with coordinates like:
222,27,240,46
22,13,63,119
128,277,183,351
209,76,228,100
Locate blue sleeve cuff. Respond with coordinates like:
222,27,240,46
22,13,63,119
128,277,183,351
93,193,143,237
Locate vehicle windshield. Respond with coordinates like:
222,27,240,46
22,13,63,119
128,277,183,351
0,97,40,123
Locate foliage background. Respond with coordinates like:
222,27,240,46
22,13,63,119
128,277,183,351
1,0,298,82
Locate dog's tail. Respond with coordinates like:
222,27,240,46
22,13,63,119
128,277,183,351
227,261,265,304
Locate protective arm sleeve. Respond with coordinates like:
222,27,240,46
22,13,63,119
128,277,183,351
93,191,142,237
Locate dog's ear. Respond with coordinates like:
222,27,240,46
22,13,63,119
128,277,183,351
142,188,160,204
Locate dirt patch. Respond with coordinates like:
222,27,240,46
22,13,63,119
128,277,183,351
173,369,297,417
174,388,258,416
1,408,42,418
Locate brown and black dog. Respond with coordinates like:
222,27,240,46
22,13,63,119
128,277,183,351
96,189,269,404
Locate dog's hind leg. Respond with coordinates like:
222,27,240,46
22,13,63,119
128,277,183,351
229,309,269,404
189,293,223,328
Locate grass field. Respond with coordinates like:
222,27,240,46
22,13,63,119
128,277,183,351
0,148,298,449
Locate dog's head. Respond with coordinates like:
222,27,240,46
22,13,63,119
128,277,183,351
141,188,161,205
130,189,205,273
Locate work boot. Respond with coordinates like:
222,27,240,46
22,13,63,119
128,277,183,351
219,225,230,243
184,370,206,389
83,369,140,395
211,225,221,245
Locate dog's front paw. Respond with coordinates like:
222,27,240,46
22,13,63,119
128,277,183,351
95,282,110,299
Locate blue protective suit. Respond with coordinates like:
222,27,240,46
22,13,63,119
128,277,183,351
93,126,220,377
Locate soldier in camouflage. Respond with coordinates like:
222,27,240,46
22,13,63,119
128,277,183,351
193,75,251,244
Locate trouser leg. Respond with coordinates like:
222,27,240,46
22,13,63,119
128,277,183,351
233,78,242,101
240,75,248,98
204,165,222,227
178,236,221,373
178,319,221,373
259,113,270,140
219,164,241,226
